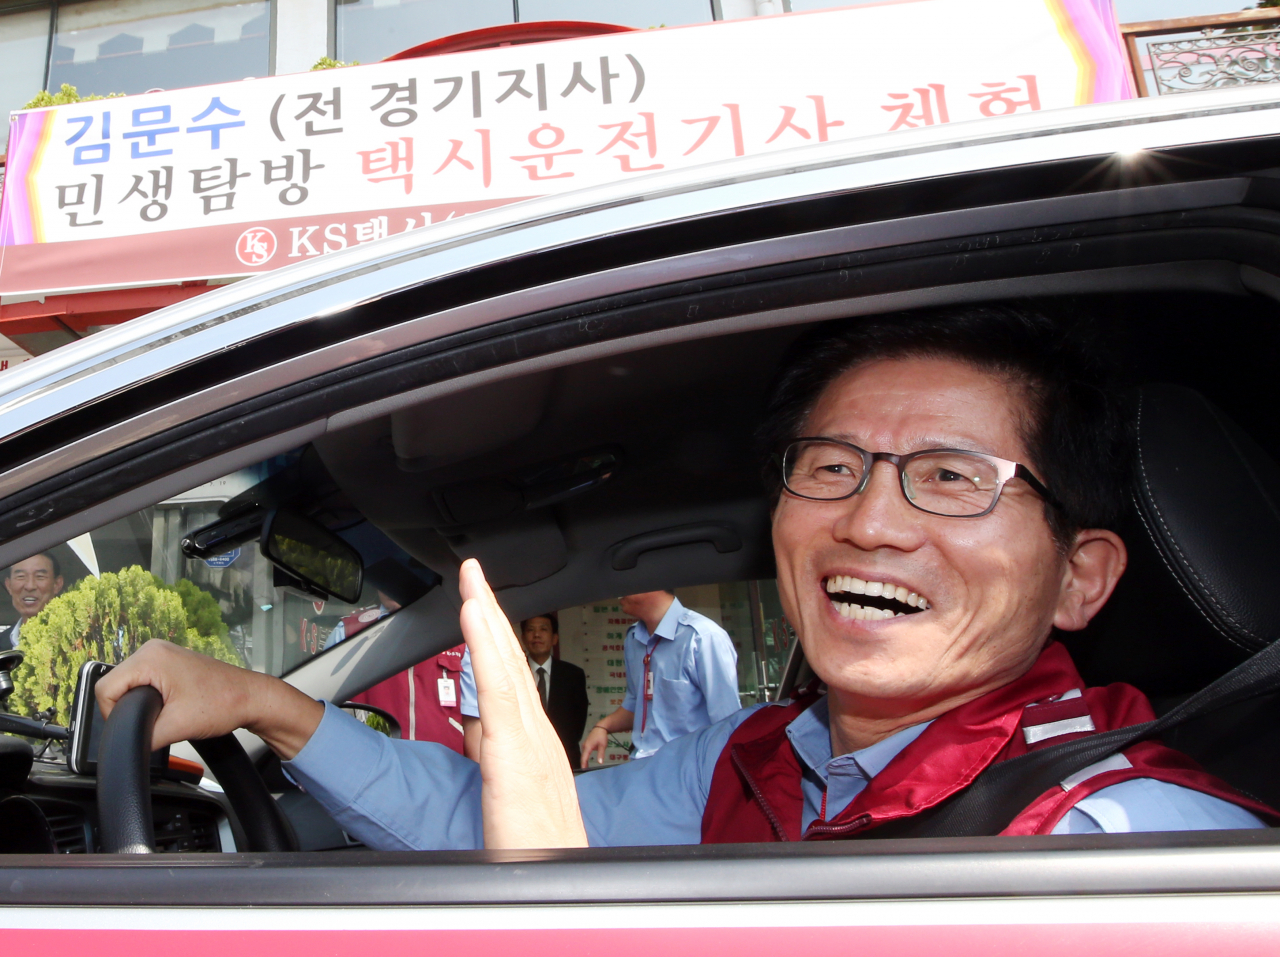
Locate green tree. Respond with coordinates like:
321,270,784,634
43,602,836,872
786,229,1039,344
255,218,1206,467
171,578,229,642
23,83,125,110
8,566,242,726
311,57,358,69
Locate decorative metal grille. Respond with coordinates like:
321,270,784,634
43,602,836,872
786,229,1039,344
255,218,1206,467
1148,29,1280,95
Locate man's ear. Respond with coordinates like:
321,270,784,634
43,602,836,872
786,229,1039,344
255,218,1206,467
53,576,64,596
1054,529,1128,632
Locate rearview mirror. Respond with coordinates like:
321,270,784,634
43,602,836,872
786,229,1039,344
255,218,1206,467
261,509,363,604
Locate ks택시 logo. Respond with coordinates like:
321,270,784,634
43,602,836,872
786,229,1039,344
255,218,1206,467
236,227,277,266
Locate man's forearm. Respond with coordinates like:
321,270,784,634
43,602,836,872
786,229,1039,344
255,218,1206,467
594,707,634,734
243,671,326,760
284,703,485,850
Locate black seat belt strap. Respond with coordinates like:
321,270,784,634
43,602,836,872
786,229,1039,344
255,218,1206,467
889,635,1280,838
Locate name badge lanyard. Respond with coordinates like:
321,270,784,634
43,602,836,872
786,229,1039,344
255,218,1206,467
438,663,458,708
641,637,659,733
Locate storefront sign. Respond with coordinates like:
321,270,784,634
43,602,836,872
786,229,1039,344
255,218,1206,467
0,0,1131,296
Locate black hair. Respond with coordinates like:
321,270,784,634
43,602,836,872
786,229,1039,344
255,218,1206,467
7,552,61,580
521,612,559,635
757,304,1132,546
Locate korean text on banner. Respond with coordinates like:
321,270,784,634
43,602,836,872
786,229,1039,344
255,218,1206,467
0,0,1132,297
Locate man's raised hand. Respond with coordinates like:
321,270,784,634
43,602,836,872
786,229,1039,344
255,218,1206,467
459,558,589,849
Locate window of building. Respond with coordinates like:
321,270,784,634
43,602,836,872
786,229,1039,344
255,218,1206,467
48,0,269,98
0,4,52,155
335,0,717,69
336,0,514,66
517,0,713,28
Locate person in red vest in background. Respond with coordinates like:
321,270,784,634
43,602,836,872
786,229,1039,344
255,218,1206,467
325,591,470,754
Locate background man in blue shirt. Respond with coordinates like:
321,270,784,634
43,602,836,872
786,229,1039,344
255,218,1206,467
581,591,739,765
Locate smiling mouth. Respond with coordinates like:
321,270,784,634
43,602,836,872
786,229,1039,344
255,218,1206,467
823,575,929,621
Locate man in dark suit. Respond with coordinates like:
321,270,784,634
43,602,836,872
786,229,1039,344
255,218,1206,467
520,613,589,768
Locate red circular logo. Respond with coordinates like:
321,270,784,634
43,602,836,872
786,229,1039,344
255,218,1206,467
235,227,277,266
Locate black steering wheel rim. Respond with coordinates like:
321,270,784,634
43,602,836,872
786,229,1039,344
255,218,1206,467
97,685,298,853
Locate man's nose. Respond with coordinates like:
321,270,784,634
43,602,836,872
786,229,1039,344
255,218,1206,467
831,461,923,549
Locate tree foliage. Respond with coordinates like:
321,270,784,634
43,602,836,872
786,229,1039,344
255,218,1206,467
171,578,229,643
9,566,242,726
23,83,125,110
311,57,359,69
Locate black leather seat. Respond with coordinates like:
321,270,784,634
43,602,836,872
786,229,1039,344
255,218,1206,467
1063,384,1280,811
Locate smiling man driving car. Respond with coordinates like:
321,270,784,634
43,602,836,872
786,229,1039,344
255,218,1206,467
98,305,1278,849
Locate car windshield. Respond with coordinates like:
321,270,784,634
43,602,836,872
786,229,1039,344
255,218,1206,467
2,445,440,730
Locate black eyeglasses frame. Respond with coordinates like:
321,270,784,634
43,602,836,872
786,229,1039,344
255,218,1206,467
778,436,1064,519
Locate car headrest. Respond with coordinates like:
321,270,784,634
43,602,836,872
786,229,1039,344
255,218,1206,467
1064,384,1280,696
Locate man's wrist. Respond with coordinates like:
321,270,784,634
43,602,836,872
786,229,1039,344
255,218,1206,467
244,672,325,761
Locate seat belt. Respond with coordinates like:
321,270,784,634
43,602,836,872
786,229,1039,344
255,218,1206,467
877,635,1280,838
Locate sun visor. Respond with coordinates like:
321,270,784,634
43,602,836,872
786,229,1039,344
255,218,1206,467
392,372,553,472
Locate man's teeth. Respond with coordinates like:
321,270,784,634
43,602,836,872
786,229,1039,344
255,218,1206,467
824,575,929,610
834,602,903,621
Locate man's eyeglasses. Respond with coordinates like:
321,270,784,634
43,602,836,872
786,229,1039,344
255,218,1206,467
779,437,1063,518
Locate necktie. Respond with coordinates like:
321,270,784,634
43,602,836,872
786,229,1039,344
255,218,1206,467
536,665,548,710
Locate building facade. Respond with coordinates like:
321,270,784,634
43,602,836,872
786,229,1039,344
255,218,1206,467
0,0,860,158
0,0,1269,363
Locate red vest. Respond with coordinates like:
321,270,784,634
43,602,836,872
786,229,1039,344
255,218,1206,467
701,642,1279,842
344,610,466,753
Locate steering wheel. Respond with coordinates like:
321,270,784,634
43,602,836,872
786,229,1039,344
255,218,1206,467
97,686,299,853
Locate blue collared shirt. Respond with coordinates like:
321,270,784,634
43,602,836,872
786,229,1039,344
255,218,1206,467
619,597,740,758
460,647,477,718
284,696,1264,851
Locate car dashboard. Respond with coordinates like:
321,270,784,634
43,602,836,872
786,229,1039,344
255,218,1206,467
17,760,234,854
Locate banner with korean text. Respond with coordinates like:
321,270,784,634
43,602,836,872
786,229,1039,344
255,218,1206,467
0,0,1131,297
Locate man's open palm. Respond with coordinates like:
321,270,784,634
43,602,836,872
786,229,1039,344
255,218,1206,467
459,559,589,849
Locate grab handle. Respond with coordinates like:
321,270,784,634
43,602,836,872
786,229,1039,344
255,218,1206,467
610,523,742,571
